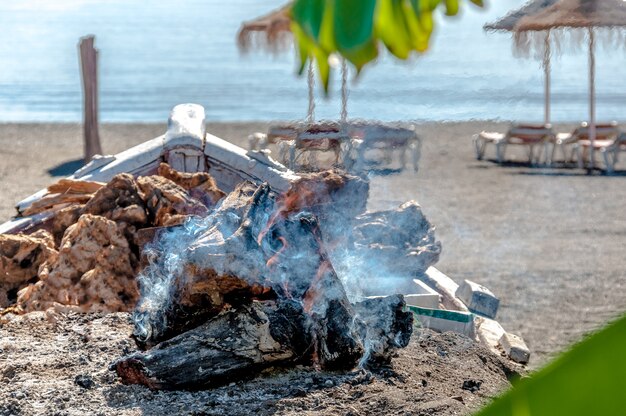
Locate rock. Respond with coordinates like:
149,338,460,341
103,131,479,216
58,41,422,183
461,379,481,393
0,231,57,308
455,279,499,319
136,175,209,226
83,173,148,225
157,163,225,208
17,214,139,313
74,374,95,389
499,332,530,364
51,205,84,245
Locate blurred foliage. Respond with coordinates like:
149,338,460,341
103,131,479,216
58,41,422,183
290,0,484,91
475,313,626,416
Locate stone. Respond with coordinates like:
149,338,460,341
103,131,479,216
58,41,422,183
455,279,499,319
499,332,530,364
0,231,57,308
17,214,139,313
83,173,148,225
137,175,209,226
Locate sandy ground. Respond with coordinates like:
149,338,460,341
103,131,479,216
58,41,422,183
0,120,625,414
0,312,514,416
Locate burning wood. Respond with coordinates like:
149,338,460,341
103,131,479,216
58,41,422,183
115,176,412,388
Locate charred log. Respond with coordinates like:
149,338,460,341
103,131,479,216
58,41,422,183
116,299,311,389
353,294,413,368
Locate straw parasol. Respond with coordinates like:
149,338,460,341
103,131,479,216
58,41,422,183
486,0,626,169
237,3,292,53
237,2,349,125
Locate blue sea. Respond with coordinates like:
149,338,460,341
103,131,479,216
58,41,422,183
0,0,623,123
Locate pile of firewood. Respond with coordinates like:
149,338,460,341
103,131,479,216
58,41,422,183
115,179,412,388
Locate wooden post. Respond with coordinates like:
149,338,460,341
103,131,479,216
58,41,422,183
79,35,102,162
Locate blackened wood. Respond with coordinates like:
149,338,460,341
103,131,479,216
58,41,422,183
353,294,413,368
116,300,311,389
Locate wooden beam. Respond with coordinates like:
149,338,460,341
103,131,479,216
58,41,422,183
79,35,102,162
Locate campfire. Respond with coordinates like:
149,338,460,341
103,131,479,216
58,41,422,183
0,157,434,387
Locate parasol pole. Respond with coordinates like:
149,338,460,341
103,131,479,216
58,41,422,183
306,60,315,123
588,27,596,170
340,58,348,126
543,30,551,126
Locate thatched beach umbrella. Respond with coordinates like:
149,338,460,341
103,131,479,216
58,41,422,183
485,0,559,126
237,3,292,53
237,2,350,124
487,0,626,169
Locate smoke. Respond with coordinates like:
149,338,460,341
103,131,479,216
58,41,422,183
132,176,436,367
133,216,209,343
330,201,442,302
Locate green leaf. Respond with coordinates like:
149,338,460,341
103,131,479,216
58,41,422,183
444,0,459,16
474,314,626,416
428,0,442,11
292,0,326,40
312,48,331,93
292,22,313,74
402,1,432,51
376,0,413,60
332,0,378,70
290,0,483,93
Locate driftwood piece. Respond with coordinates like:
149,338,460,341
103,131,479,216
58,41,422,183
47,178,105,195
136,175,209,227
115,300,310,389
351,201,441,277
22,194,93,217
116,295,413,389
156,163,225,207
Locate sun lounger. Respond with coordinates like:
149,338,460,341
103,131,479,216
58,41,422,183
346,122,421,172
286,122,349,171
572,124,623,172
550,122,619,165
473,124,554,164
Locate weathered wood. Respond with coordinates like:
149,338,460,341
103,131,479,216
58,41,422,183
79,35,102,162
47,178,105,195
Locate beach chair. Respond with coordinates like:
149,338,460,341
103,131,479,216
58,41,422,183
549,122,619,165
572,125,623,172
347,122,421,173
286,122,349,171
473,124,554,164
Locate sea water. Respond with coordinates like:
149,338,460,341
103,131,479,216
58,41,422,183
0,0,623,123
